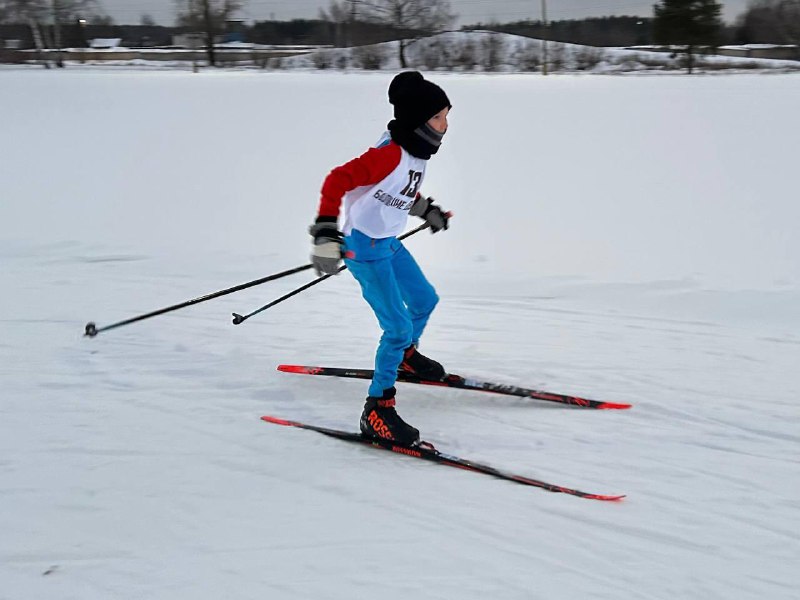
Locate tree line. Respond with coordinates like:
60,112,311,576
736,0,800,44
1,0,798,70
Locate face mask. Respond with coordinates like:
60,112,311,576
414,122,445,149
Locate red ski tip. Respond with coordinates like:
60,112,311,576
588,494,626,502
597,401,633,410
261,416,295,426
277,364,320,374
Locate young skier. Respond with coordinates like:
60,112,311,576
309,71,452,446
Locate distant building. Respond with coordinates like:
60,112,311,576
0,24,32,49
173,33,216,48
224,20,246,43
89,38,122,49
718,44,799,61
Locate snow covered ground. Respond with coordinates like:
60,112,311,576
1,69,799,599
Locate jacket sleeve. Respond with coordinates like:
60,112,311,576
317,143,402,220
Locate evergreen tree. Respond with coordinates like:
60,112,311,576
653,0,723,73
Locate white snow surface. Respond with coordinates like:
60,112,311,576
1,69,799,599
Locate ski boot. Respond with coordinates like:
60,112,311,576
360,387,420,446
400,345,445,381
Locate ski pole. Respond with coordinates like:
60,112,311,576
232,220,437,326
84,263,313,337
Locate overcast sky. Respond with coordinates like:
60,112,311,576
98,1,751,27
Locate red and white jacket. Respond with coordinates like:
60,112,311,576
318,132,427,239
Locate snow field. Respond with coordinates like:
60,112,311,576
1,69,799,599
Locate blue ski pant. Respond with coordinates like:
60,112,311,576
344,229,439,398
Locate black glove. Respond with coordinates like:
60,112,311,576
409,195,449,233
309,219,344,276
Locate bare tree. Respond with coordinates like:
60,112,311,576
318,0,351,47
50,1,96,64
0,0,46,23
1,1,45,65
1,0,96,67
88,12,113,25
53,0,94,20
359,0,456,67
319,0,350,22
174,0,244,66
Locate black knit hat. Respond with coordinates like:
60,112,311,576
388,71,451,130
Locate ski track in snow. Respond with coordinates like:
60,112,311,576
1,69,799,599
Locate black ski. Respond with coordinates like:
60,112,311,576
277,364,631,410
261,415,625,501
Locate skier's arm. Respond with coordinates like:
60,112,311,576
316,143,402,222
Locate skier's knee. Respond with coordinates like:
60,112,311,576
383,321,413,348
413,291,438,318
428,291,439,313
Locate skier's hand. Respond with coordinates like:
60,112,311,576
309,220,344,276
410,195,449,233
